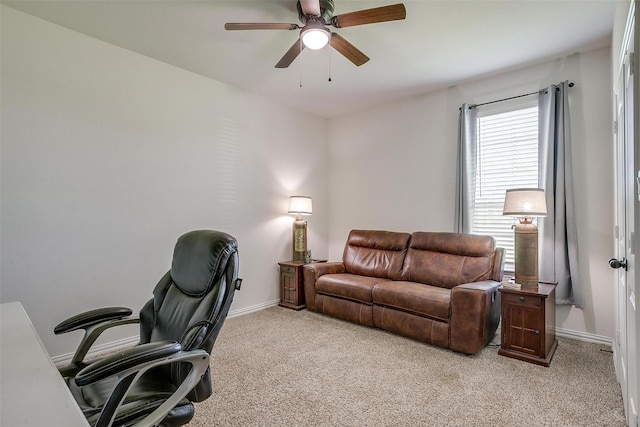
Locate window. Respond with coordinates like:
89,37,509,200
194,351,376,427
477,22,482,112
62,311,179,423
471,102,539,271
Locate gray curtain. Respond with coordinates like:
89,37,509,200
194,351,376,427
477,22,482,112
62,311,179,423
454,104,477,233
538,81,582,307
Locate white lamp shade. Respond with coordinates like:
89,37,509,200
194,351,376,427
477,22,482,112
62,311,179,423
503,188,547,217
288,196,312,215
301,27,330,50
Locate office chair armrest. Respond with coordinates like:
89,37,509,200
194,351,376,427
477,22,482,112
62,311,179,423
76,341,211,427
75,340,183,386
55,307,141,376
54,307,133,334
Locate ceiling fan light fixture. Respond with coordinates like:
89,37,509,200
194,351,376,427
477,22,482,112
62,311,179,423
301,26,330,50
226,1,407,68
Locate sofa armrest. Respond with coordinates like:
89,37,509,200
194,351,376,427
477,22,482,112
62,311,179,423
303,262,345,311
449,280,501,355
491,247,505,282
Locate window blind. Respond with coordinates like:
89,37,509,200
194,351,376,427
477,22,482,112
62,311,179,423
472,105,539,272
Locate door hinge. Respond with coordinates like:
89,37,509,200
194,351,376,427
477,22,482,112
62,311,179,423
630,52,636,75
615,225,620,239
614,120,619,134
630,232,635,255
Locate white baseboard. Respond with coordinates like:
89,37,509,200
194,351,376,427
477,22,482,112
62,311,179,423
51,299,281,366
227,299,280,318
496,325,612,347
51,335,139,366
555,327,613,346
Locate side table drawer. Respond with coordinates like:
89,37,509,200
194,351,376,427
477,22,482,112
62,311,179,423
502,293,541,307
281,266,296,275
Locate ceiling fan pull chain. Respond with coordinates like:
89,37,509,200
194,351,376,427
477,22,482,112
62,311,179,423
300,39,304,88
328,47,332,82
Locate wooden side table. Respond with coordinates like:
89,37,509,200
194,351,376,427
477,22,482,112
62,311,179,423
498,281,558,367
278,260,326,310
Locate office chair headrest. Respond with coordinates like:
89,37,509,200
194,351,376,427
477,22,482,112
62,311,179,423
171,230,238,297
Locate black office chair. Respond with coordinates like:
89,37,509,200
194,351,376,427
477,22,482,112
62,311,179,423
54,230,242,427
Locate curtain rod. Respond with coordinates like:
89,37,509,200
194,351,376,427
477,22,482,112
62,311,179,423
469,81,574,109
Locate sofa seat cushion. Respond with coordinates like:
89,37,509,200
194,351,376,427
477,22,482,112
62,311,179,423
316,273,391,304
372,281,451,322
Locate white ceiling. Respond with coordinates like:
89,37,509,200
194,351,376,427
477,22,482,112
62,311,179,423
2,0,617,118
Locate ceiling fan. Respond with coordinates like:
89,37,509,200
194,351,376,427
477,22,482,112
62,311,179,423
224,0,406,68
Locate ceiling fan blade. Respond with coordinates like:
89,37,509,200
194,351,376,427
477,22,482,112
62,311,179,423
331,3,406,28
299,0,321,17
329,33,369,66
225,23,299,31
275,39,305,68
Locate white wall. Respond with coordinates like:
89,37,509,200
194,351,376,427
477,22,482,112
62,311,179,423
328,47,615,340
0,6,329,357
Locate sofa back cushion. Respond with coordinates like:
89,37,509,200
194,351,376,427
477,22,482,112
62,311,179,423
343,230,411,280
401,232,497,288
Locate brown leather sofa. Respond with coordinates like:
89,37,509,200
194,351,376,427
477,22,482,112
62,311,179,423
303,230,504,355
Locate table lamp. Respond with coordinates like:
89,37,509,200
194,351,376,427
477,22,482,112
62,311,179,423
288,196,312,262
503,188,547,288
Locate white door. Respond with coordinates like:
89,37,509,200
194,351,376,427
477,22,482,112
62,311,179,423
612,7,638,425
613,76,629,420
631,11,640,422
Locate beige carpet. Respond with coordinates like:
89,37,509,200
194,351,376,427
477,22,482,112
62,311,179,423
190,306,625,426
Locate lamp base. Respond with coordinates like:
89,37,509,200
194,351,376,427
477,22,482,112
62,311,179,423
292,218,307,262
514,222,539,289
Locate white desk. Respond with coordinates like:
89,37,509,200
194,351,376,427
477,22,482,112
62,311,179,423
1,301,89,426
